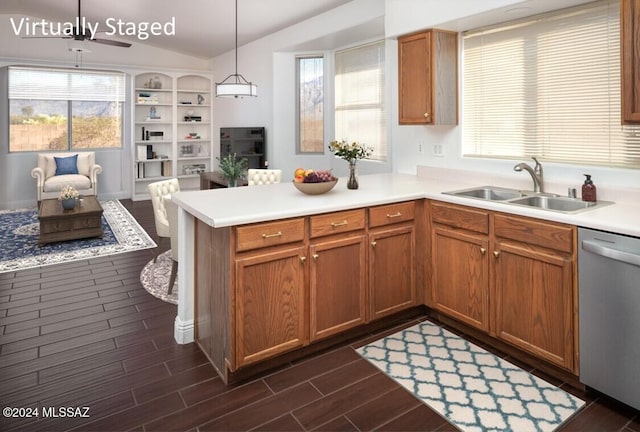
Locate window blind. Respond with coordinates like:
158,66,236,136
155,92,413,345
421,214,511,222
463,0,640,168
8,66,126,102
335,41,387,161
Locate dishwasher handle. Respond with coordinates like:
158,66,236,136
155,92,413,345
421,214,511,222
582,240,640,267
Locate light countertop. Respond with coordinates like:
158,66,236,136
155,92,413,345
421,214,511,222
172,172,640,238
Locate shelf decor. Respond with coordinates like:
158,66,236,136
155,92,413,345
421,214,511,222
328,140,373,190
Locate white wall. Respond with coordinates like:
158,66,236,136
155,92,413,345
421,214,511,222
0,14,211,209
211,0,389,181
386,0,640,194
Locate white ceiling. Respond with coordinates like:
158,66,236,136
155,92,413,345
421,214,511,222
0,0,354,59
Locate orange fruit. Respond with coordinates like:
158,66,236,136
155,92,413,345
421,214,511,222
294,168,306,178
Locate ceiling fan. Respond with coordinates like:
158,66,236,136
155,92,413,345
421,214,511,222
25,0,131,48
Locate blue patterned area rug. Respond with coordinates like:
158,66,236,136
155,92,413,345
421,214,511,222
0,200,156,274
357,321,585,432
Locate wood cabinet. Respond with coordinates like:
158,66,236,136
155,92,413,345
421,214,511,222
309,209,367,342
235,245,307,368
622,0,640,123
368,202,417,320
398,29,458,125
196,202,419,380
493,215,575,370
432,226,489,331
428,201,577,372
310,235,367,341
430,202,489,331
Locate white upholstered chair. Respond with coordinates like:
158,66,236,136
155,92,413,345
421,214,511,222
31,152,102,202
147,178,180,262
247,169,282,186
164,197,179,294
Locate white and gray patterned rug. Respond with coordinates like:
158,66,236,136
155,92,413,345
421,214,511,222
357,321,585,432
139,250,178,305
0,200,156,273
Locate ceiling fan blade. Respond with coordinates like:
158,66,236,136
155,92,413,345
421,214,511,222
90,38,132,48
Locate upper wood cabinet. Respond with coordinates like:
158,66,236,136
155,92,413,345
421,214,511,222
622,0,640,123
398,29,458,125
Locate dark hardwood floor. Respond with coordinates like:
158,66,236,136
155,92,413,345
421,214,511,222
1,199,639,431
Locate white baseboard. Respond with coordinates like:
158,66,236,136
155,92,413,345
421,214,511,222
174,316,194,344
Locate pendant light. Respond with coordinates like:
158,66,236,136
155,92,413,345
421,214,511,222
215,0,257,98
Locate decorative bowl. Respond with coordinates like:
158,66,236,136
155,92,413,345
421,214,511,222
292,180,338,195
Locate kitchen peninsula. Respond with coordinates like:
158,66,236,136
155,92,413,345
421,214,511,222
171,173,427,383
171,171,640,383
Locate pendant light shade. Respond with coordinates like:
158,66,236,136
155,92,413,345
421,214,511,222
215,75,257,97
215,0,257,98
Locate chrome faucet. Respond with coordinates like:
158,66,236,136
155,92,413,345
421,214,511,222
514,157,544,193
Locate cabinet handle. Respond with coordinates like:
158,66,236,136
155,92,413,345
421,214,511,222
331,221,348,228
493,251,500,258
386,212,402,218
312,254,319,260
480,247,486,255
424,112,430,118
262,231,282,239
299,256,307,263
371,241,377,248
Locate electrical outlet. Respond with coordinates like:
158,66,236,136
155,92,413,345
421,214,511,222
418,142,424,154
433,144,444,157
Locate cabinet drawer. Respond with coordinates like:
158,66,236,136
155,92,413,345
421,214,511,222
431,202,489,234
236,218,305,252
310,209,365,238
369,201,415,228
494,214,574,253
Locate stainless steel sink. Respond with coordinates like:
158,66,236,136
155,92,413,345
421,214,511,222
443,185,614,214
443,186,527,201
508,195,613,214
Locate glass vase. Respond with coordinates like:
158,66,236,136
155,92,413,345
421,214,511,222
347,161,358,190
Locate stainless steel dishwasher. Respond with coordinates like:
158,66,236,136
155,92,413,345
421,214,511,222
579,227,640,410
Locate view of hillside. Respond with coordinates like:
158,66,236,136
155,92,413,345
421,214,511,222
9,100,122,152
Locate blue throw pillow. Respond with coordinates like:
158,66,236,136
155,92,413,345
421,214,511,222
54,154,79,175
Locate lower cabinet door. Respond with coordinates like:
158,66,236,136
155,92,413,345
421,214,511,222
309,235,367,341
235,246,307,368
431,225,489,331
369,225,416,320
494,241,574,371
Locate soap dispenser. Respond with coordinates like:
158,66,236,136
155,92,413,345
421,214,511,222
582,174,597,202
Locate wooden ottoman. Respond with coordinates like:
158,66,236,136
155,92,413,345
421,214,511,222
38,196,104,245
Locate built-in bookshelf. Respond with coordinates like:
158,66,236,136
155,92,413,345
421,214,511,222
132,72,213,200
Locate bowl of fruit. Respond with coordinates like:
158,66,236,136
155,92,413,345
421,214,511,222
292,168,338,195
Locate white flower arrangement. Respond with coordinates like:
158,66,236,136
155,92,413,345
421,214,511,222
59,185,79,200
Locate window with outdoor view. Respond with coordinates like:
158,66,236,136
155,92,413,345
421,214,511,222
8,66,125,152
334,40,387,161
463,0,640,168
297,56,324,153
